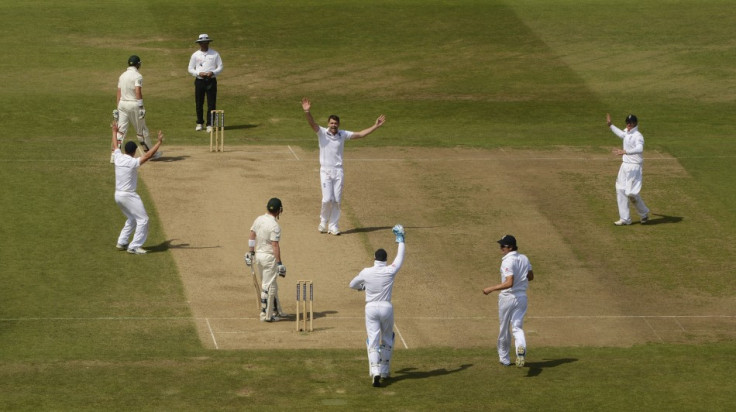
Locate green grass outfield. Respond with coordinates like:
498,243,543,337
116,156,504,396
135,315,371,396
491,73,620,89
1,0,735,410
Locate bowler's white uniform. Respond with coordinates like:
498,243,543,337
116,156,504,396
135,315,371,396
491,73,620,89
113,149,149,250
496,251,531,365
610,124,650,223
117,67,153,151
251,213,282,321
317,126,353,233
349,242,405,379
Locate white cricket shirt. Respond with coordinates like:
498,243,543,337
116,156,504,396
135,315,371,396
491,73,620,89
113,149,141,192
610,125,644,165
349,243,405,303
498,251,532,298
250,214,281,255
317,126,353,168
118,67,143,102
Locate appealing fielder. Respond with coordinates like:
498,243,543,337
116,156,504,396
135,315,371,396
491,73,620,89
606,113,650,225
483,235,534,367
113,55,160,163
301,97,386,235
110,122,164,254
188,34,223,132
245,198,287,322
349,225,406,387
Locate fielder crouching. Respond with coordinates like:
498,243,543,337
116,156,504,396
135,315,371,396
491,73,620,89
349,224,406,387
245,198,286,322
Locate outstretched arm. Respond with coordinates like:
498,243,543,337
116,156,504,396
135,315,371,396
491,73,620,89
139,131,164,165
301,97,319,133
350,115,386,139
111,122,120,151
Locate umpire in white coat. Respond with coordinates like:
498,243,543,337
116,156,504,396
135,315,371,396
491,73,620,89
349,225,405,387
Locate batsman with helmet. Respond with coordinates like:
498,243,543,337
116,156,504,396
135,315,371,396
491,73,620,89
245,198,286,322
113,55,160,162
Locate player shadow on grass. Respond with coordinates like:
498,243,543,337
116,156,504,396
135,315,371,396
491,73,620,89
145,239,221,253
223,124,258,131
523,358,578,378
641,213,683,225
341,225,440,235
155,155,189,162
382,364,473,386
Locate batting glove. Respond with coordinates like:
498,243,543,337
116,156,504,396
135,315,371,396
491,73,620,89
244,252,254,266
392,224,405,243
112,109,119,120
277,262,286,277
138,108,146,119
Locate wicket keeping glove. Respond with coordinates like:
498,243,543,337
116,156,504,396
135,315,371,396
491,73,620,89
244,252,254,266
112,109,119,120
138,108,146,119
277,262,286,277
392,224,405,243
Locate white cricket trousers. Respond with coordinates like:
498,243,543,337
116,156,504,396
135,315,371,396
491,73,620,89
365,301,394,378
117,100,152,150
115,191,149,250
497,294,527,364
319,167,344,232
616,162,649,222
256,253,280,321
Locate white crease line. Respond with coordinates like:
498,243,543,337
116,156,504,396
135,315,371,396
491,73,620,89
1,315,733,321
287,145,300,160
642,317,664,343
394,322,409,349
205,318,219,350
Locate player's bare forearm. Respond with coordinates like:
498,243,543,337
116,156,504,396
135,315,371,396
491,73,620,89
301,97,319,132
527,270,534,281
111,122,120,151
352,115,386,139
272,241,282,263
139,131,163,164
483,277,513,295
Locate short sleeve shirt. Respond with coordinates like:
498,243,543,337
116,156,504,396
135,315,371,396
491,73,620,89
118,67,143,102
250,214,281,255
317,126,353,168
498,251,532,298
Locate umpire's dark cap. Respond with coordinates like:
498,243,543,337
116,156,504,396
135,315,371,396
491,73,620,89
497,234,517,247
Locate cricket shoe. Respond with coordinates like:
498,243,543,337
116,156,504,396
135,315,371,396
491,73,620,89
613,219,631,226
372,376,381,387
516,346,526,368
318,223,327,233
195,124,203,131
641,215,649,224
499,361,512,367
127,247,147,255
328,229,341,236
152,151,163,160
116,243,128,251
207,126,213,133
